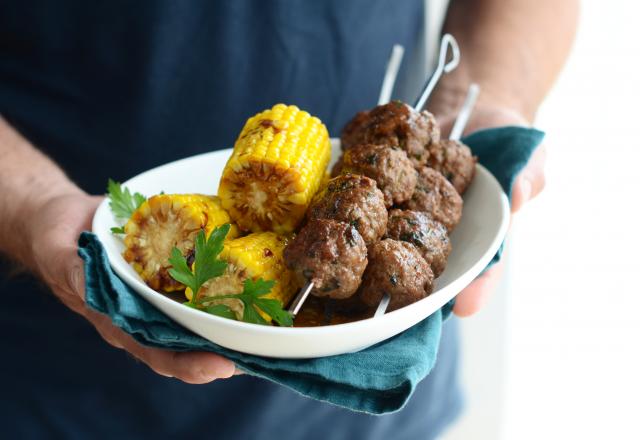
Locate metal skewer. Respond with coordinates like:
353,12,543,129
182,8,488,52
288,281,314,317
373,293,391,318
378,45,405,105
450,83,480,141
413,34,460,111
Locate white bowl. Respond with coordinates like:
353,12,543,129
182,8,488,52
92,140,509,358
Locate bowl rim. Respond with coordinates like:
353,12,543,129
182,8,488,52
92,147,510,337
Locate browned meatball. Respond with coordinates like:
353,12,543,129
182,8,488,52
284,219,367,299
308,174,387,246
331,144,417,208
385,209,451,278
427,139,477,194
359,239,433,311
341,102,440,167
400,167,463,232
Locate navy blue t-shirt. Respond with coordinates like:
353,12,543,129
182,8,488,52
0,1,462,438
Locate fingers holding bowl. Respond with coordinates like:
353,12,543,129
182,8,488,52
86,307,236,384
453,262,505,317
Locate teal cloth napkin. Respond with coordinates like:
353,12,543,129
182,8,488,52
78,126,544,415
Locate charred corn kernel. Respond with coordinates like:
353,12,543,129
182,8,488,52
186,232,297,323
218,103,331,234
123,194,238,292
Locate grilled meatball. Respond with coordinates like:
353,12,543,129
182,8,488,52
400,167,463,232
341,101,440,167
385,209,451,278
427,139,477,194
308,174,387,246
331,143,417,207
359,239,433,311
284,219,367,300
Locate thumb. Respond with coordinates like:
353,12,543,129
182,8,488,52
43,242,87,310
65,256,86,301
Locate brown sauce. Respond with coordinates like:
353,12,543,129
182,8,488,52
293,295,375,327
164,291,374,327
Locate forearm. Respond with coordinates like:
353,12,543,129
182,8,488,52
431,0,579,121
0,116,83,266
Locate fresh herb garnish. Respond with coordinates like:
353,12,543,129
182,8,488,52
198,278,293,327
184,301,236,319
110,226,126,234
167,223,292,326
168,225,230,306
201,304,237,320
107,179,146,219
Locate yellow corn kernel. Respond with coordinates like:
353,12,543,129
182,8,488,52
123,194,238,292
218,103,331,234
186,231,297,323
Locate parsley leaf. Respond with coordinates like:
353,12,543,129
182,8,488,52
110,226,126,234
184,301,236,319
167,248,196,290
107,179,146,219
168,225,230,305
192,225,229,296
166,224,292,326
253,296,294,327
198,278,293,327
203,304,236,320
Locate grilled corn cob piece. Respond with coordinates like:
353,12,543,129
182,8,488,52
218,103,331,234
123,194,238,292
186,232,297,323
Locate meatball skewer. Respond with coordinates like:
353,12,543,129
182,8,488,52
357,35,461,318
285,218,368,301
286,44,410,318
332,42,462,310
286,219,369,316
374,81,481,317
342,36,460,168
288,35,459,320
284,174,387,315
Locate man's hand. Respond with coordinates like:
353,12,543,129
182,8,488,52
25,192,236,383
426,0,576,317
437,104,546,317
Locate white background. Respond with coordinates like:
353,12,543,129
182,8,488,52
443,1,640,438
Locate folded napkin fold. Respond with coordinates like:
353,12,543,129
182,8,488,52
79,126,544,415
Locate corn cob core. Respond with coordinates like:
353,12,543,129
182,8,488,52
218,104,331,234
123,194,238,292
185,232,298,323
